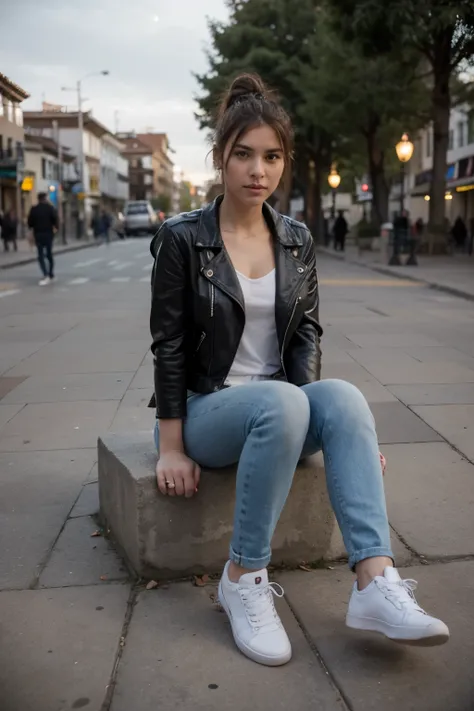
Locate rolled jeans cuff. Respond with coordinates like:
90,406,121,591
229,545,271,571
349,546,395,571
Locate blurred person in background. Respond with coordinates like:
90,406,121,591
1,208,18,252
27,192,58,285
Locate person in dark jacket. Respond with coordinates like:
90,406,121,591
27,192,58,285
333,210,348,251
1,209,18,252
150,73,449,666
451,216,468,249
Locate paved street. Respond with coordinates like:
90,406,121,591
0,241,473,710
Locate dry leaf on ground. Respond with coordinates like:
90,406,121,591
90,530,102,538
194,574,211,587
146,580,159,590
299,564,313,572
99,575,108,581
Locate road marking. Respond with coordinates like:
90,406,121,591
0,289,20,298
68,277,90,285
107,260,119,266
113,261,133,271
139,276,150,282
110,276,131,283
136,251,150,258
319,278,422,287
74,258,103,268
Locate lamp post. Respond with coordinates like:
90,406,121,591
390,133,414,266
62,70,109,238
328,164,341,220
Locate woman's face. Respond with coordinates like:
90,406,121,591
221,124,285,206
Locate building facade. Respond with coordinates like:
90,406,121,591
136,133,174,206
117,133,154,202
0,72,29,222
100,133,129,212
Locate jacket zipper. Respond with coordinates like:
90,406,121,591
195,331,206,353
210,284,215,317
280,293,302,377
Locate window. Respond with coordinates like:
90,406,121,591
448,129,454,150
41,158,47,179
468,112,474,145
457,121,466,148
425,130,432,158
7,138,12,156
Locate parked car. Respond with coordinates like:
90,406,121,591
123,201,157,236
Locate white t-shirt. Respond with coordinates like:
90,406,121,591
225,269,281,386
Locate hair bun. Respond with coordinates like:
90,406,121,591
224,73,268,111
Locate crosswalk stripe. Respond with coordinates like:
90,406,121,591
107,260,119,266
113,261,133,271
68,277,90,285
110,276,131,283
74,258,103,268
0,289,20,298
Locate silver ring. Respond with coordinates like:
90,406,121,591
166,481,175,488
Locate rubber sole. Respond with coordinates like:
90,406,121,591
346,614,450,647
218,582,292,666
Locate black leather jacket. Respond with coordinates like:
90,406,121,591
149,196,323,418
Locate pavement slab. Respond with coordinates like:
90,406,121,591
383,442,474,558
0,402,24,428
109,582,347,711
0,584,130,711
369,402,442,444
109,388,155,432
70,481,100,518
39,514,129,587
387,383,474,405
412,404,474,462
0,400,119,451
1,371,135,404
0,449,97,589
5,349,146,376
279,561,474,711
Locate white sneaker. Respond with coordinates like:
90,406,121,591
346,566,449,646
39,277,51,286
218,561,292,666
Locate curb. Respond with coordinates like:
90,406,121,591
0,238,113,271
316,246,474,303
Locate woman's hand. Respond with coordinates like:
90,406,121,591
156,451,201,498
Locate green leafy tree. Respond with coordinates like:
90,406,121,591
195,0,332,237
330,0,474,248
300,5,430,225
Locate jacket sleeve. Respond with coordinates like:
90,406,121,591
150,223,188,419
27,207,34,229
285,235,323,384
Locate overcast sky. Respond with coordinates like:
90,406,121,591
0,0,229,185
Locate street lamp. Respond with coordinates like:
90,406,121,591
328,164,341,220
390,133,414,266
62,70,109,237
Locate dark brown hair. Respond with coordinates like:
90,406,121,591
213,73,293,171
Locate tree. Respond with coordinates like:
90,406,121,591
195,0,332,238
331,0,474,249
300,5,430,226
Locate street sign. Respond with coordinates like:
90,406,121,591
21,176,34,192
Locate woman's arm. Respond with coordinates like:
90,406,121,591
285,235,323,384
150,223,188,419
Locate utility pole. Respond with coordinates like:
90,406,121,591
53,120,66,245
77,80,85,239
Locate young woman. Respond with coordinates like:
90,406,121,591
150,74,449,666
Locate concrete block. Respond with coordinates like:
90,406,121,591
98,432,336,580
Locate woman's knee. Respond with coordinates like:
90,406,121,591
253,381,310,435
306,379,374,431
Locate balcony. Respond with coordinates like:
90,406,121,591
0,145,24,164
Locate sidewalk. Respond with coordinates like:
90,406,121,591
317,243,474,300
0,234,106,270
1,251,473,710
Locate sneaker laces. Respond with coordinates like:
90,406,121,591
377,577,426,614
239,582,285,632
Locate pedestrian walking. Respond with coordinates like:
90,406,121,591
333,209,348,251
451,216,468,250
1,208,18,252
149,72,449,667
27,192,58,285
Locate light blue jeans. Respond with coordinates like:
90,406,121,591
154,379,393,570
